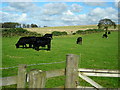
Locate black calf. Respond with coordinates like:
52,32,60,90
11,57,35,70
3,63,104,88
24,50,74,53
108,31,111,34
76,37,82,45
102,34,108,38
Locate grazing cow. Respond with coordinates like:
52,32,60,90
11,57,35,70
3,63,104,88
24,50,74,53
76,37,82,45
102,34,108,38
15,36,36,48
33,37,51,51
108,31,111,34
43,34,53,39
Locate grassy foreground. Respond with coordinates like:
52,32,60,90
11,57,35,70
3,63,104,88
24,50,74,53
2,31,119,88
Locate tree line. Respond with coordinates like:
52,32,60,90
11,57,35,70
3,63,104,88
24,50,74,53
0,22,39,28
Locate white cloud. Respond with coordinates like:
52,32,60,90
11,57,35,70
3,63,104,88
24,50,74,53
3,2,41,13
63,10,74,15
17,13,27,22
33,0,114,2
1,2,118,26
1,11,29,23
87,7,118,24
1,0,34,2
115,0,120,8
42,3,67,15
71,4,83,12
83,2,106,6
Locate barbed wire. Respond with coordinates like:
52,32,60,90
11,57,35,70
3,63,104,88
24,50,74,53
0,60,65,70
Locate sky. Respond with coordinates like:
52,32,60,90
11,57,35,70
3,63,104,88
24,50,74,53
0,0,119,27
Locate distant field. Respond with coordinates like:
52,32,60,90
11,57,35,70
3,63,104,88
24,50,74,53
2,31,119,88
25,25,117,34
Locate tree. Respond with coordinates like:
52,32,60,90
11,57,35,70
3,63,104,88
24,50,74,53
31,24,38,28
97,18,116,34
2,22,20,28
23,24,26,28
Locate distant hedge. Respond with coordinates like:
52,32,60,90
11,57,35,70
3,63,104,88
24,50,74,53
75,29,104,35
2,28,41,37
52,31,67,36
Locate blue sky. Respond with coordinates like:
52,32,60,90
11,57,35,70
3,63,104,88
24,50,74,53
0,1,119,27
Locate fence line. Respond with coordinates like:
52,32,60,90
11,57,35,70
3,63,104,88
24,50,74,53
1,68,120,87
0,60,65,70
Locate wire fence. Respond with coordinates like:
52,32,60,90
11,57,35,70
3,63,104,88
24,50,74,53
0,60,65,70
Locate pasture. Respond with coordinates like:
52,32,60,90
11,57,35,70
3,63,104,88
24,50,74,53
26,25,117,34
2,31,119,88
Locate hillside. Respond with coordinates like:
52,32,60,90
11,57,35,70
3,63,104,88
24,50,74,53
25,25,117,34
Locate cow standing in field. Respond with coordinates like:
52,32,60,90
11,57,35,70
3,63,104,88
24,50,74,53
102,33,108,38
15,36,36,48
33,37,51,51
108,31,111,34
76,37,82,45
15,35,52,51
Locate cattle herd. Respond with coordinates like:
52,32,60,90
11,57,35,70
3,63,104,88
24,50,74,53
15,31,111,51
15,34,52,51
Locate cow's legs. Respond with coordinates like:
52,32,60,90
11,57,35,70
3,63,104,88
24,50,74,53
35,46,39,51
23,44,27,48
47,44,51,51
29,44,32,48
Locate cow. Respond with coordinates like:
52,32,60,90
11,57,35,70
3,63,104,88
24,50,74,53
43,34,53,39
102,33,108,38
33,37,51,51
15,36,36,48
76,37,82,45
108,31,111,34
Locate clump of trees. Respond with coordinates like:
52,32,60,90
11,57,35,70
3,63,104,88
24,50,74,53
1,22,39,28
2,28,41,37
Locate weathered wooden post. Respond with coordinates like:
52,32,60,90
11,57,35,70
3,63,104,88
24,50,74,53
65,54,79,88
29,69,46,89
17,64,27,89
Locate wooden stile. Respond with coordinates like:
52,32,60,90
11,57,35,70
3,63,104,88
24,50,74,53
65,54,79,88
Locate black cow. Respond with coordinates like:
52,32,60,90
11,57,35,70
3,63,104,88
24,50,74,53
76,37,82,45
43,34,53,39
102,34,108,38
108,31,111,34
33,37,51,51
15,36,36,48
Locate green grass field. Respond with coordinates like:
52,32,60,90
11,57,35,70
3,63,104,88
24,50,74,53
2,31,119,88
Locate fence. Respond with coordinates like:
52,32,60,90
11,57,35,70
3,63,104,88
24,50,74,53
0,54,120,89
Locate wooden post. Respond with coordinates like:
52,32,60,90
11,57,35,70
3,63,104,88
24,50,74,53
17,64,27,89
65,54,79,88
29,69,46,89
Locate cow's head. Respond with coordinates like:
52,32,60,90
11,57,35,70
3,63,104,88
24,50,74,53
15,44,19,48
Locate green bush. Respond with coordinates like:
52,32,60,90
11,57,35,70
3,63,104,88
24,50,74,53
86,29,104,32
61,31,67,35
76,29,104,35
76,30,84,34
52,31,67,36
